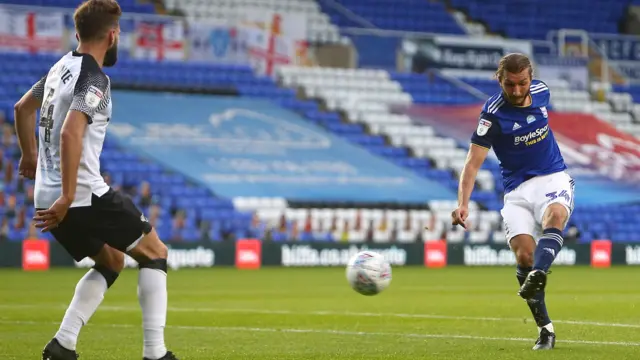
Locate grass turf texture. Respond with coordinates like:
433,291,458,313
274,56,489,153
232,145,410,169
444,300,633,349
0,266,638,359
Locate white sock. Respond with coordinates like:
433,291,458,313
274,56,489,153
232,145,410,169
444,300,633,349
538,322,555,334
138,268,168,359
55,269,108,350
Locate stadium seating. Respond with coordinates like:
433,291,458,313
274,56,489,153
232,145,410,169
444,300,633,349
4,51,635,244
437,0,640,141
448,0,627,40
163,0,347,44
234,197,505,244
611,84,640,138
1,0,639,245
275,64,640,244
0,49,511,244
2,0,155,14
277,66,503,207
319,0,465,35
455,74,640,140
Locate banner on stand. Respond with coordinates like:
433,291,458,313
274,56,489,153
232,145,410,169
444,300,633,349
400,35,532,74
0,4,313,71
188,21,244,63
0,5,65,53
239,10,309,75
133,19,186,61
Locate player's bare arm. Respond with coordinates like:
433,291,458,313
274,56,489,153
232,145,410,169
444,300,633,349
14,89,42,180
34,110,87,232
452,143,489,229
59,111,88,202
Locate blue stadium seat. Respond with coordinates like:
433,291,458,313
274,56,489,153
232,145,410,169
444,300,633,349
321,0,465,34
449,0,627,40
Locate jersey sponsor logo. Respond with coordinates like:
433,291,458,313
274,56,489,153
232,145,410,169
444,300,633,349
526,115,536,124
514,124,549,146
476,118,492,136
85,86,104,109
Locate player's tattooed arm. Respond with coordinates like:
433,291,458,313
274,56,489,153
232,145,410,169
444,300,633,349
60,111,88,202
14,75,46,179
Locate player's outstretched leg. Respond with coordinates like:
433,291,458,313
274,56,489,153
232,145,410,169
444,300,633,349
43,246,123,360
128,229,178,360
511,235,555,350
519,204,568,301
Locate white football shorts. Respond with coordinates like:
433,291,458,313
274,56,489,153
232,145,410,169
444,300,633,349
501,170,575,246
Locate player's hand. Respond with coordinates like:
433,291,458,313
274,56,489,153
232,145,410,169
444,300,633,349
34,195,72,232
451,206,469,230
18,154,37,180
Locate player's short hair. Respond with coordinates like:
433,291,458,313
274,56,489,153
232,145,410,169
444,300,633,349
495,53,533,81
73,0,122,42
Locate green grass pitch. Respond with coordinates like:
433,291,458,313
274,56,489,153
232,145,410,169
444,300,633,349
1,266,639,359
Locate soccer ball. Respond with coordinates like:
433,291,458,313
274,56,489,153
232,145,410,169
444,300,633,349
346,250,392,296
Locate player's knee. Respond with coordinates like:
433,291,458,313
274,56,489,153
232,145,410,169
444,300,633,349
515,250,534,267
510,235,535,267
543,204,568,229
92,245,125,273
128,230,168,266
92,263,121,288
90,246,124,288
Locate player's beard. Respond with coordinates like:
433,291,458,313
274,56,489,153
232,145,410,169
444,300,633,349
103,39,118,67
504,90,530,106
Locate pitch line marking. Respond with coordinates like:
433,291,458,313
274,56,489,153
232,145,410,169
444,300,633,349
1,319,639,347
1,303,640,329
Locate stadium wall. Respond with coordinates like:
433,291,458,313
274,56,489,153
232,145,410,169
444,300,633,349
4,239,639,270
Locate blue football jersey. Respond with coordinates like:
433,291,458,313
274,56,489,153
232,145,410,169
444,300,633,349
470,80,567,193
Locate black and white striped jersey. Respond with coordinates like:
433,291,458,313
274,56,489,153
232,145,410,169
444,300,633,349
32,51,111,209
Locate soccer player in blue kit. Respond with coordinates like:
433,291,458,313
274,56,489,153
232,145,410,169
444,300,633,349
452,53,575,350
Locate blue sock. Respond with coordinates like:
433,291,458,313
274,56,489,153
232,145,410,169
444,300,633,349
517,265,551,327
533,228,563,273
